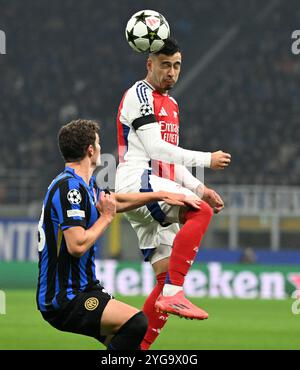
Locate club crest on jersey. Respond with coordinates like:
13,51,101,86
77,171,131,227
67,189,82,205
140,103,153,116
84,297,99,311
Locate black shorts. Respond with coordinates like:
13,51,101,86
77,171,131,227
41,285,113,344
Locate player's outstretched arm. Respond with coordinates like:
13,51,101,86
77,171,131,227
115,191,200,213
135,122,231,169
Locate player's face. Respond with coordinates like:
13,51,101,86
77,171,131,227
148,52,181,92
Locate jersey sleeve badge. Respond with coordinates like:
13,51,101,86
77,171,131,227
67,189,82,205
140,103,153,116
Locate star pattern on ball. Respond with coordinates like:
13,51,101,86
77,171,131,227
126,27,139,44
67,189,82,205
147,27,161,42
140,103,153,116
134,11,147,24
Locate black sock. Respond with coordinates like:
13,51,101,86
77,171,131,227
107,311,148,350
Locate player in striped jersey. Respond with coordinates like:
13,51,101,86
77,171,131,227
115,38,231,349
36,119,197,350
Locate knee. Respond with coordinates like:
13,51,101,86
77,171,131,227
187,201,213,221
182,202,213,225
199,201,214,219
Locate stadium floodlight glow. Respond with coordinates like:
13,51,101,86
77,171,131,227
0,30,6,54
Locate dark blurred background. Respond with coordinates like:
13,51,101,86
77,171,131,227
1,0,300,260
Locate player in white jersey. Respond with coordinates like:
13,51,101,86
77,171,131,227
116,38,231,349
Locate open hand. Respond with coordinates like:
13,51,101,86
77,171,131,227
160,191,201,210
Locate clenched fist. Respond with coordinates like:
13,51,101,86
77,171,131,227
210,150,231,170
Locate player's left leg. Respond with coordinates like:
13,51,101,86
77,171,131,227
141,251,170,350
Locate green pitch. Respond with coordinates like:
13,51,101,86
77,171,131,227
0,290,299,350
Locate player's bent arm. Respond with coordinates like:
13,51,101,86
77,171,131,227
175,164,205,196
174,165,224,212
63,216,113,258
115,191,186,213
136,122,212,167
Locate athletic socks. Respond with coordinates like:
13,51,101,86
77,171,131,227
107,311,148,350
162,283,182,296
141,272,169,350
165,202,213,288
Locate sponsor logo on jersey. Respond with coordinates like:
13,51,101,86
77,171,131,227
159,121,179,134
159,121,179,145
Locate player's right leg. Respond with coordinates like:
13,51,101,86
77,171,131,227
117,174,212,336
100,299,148,350
138,175,213,320
155,202,213,320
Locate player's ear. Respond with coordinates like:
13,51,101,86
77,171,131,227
146,57,152,72
87,144,94,158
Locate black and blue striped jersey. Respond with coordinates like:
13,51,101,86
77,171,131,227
36,167,101,312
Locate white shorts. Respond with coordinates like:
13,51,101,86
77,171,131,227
117,172,195,265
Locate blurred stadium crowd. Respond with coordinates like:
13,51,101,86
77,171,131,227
1,0,299,204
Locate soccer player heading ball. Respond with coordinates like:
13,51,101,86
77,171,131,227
116,37,231,349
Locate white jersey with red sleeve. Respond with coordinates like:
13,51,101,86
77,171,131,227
116,79,210,192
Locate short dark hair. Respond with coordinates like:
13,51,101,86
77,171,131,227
58,119,100,162
153,37,181,56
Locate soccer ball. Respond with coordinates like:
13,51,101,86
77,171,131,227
125,10,170,53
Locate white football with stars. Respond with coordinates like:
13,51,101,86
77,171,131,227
125,9,170,53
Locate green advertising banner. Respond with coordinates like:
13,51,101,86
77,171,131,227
1,261,299,299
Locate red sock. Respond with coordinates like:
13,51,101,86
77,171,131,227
166,201,213,286
141,272,169,350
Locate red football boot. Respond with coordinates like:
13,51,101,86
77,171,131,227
155,291,209,320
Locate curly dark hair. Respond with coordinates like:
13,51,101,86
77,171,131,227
58,119,100,162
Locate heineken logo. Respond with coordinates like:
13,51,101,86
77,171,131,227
95,261,297,300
